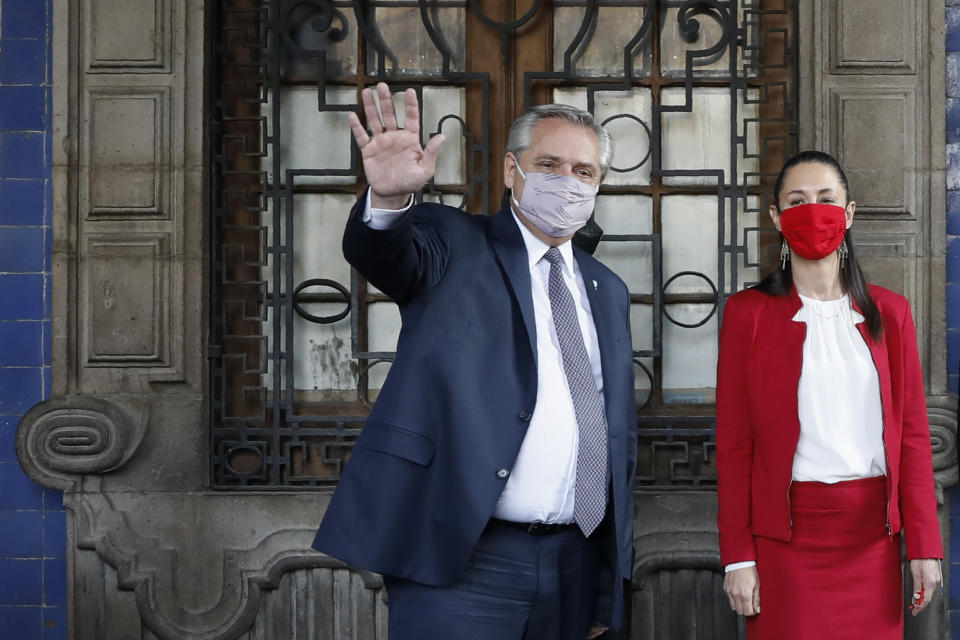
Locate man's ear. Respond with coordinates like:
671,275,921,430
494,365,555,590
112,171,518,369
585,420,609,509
504,153,517,190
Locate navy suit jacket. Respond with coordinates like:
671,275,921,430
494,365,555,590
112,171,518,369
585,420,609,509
312,194,637,625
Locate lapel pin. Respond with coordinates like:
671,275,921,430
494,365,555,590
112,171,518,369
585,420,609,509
592,279,599,290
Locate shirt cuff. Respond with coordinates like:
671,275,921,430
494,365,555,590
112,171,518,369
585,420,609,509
724,561,757,573
362,189,414,230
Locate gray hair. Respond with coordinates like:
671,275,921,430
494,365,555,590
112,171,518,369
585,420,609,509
505,104,614,176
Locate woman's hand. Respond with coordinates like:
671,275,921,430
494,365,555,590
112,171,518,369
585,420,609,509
908,558,941,615
724,565,760,616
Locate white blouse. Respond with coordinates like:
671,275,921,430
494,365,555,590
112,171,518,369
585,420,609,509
790,293,886,483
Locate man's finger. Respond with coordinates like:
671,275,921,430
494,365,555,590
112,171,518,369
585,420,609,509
361,87,383,135
347,111,370,148
753,582,761,614
422,133,446,166
404,88,420,136
378,82,399,130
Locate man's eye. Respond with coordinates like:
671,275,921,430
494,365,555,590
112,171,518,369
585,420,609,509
788,200,804,207
820,198,836,204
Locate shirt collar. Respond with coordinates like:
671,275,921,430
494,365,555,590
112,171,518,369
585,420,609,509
510,210,575,275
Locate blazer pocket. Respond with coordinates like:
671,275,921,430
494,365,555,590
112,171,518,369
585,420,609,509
356,421,435,466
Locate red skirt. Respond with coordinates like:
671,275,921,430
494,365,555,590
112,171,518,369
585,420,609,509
747,476,902,640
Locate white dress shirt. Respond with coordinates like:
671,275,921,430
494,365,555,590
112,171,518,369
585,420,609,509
725,292,886,574
362,192,604,524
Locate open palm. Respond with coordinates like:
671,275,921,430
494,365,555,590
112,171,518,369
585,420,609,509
348,83,445,205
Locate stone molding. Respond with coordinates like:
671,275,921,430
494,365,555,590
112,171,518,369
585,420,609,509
70,493,380,640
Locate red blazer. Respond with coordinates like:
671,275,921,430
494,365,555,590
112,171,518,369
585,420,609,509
715,284,943,566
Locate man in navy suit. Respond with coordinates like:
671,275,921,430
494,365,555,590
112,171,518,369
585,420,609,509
313,83,637,640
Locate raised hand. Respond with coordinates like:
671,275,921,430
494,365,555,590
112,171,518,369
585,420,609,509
348,82,445,209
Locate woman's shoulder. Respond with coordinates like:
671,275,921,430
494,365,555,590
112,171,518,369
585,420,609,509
866,284,910,315
726,287,772,311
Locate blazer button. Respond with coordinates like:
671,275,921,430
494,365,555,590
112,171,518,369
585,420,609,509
496,468,510,479
519,411,531,422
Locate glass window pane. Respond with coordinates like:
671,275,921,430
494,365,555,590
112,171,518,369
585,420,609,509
263,86,357,186
662,195,719,294
368,6,465,75
662,305,718,399
554,5,651,77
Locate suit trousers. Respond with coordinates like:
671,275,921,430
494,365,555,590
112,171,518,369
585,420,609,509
383,519,599,640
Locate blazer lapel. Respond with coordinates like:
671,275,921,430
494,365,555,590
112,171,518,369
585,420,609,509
488,208,538,365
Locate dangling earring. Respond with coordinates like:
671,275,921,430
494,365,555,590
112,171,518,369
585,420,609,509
837,239,848,270
779,240,790,270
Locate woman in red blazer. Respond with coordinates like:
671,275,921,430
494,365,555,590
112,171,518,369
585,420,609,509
716,151,942,639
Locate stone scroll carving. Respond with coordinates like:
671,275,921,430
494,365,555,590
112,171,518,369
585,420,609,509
15,394,149,490
929,396,958,489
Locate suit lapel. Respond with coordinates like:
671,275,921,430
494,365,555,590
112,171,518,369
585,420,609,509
488,208,538,365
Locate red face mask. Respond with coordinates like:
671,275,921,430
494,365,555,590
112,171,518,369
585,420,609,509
779,203,847,261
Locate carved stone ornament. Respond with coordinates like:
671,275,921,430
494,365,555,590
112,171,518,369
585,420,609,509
71,493,383,640
15,394,149,490
928,395,958,489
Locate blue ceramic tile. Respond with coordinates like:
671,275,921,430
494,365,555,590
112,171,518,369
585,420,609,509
0,133,45,179
0,227,44,272
42,605,65,639
42,320,50,366
949,283,960,329
0,510,42,558
949,238,960,282
949,331,960,376
949,145,960,190
42,558,64,606
949,374,959,396
949,55,960,98
950,212,960,237
0,40,45,86
43,274,50,317
950,8,960,52
0,463,42,509
0,0,47,39
0,367,43,415
42,510,64,559
42,366,49,398
42,178,51,226
952,559,960,609
950,99,960,144
43,226,52,270
0,179,44,226
0,87,45,131
951,486,960,514
0,606,41,639
0,274,44,320
0,558,42,605
0,415,16,462
42,489,62,511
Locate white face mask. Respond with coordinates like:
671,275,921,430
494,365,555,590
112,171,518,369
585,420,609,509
510,163,598,237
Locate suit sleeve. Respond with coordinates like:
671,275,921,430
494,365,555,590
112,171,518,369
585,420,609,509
715,294,757,566
342,189,450,305
896,302,944,559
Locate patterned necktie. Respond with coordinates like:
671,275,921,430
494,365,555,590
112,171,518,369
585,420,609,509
543,247,608,536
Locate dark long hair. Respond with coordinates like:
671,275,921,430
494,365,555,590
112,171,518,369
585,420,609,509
755,150,883,341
